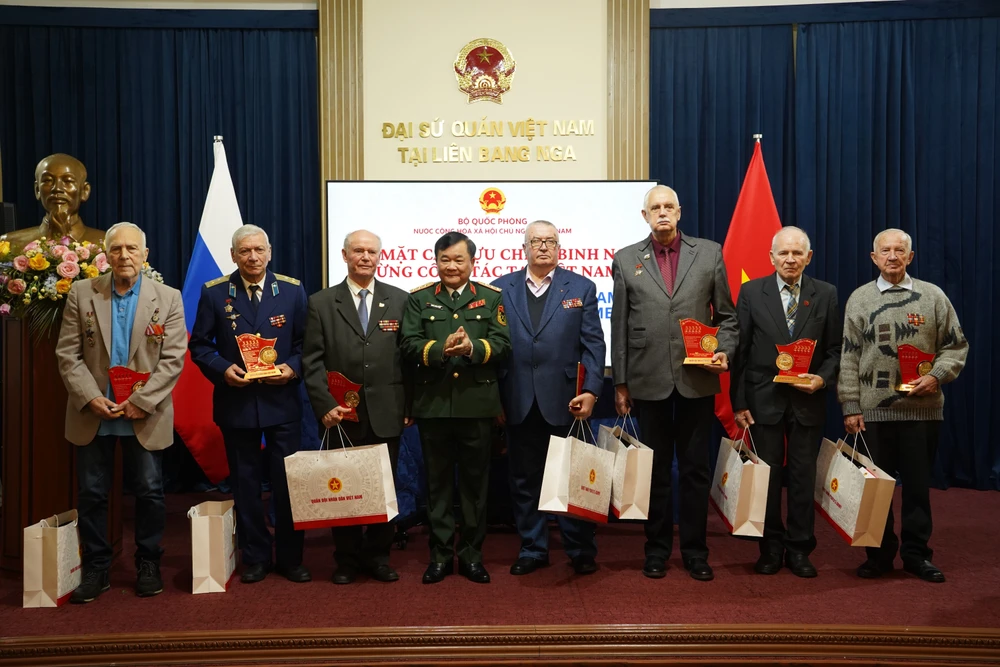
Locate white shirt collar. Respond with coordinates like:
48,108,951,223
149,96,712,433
241,273,267,294
526,267,556,289
346,277,374,298
876,273,913,292
776,273,802,292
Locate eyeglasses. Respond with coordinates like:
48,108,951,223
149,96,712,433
528,239,558,249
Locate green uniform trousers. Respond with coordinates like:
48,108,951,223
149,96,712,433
418,417,493,564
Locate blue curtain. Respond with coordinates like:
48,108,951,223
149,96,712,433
0,25,321,295
795,19,1000,489
649,24,795,241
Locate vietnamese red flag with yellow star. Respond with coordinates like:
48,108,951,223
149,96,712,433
715,140,783,436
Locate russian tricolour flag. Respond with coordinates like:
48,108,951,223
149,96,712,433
173,137,243,482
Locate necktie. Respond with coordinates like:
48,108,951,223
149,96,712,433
451,289,460,302
249,284,261,315
784,283,798,336
357,288,370,332
656,248,674,296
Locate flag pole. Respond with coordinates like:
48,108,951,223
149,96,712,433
753,133,763,143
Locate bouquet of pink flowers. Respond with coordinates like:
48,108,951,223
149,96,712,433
0,235,161,340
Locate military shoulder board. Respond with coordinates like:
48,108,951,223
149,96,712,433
274,273,301,285
410,281,436,293
204,276,228,288
477,282,502,293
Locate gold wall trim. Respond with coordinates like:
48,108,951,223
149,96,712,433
608,0,649,181
318,0,363,285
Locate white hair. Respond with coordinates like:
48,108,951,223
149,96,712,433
231,224,270,251
524,220,559,244
873,228,912,254
104,222,146,252
771,226,811,253
642,185,680,211
343,229,382,253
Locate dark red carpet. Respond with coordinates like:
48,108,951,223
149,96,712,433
2,488,998,636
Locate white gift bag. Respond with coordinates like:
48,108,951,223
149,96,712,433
709,430,770,537
188,500,238,594
23,509,81,608
539,419,615,523
814,434,895,547
284,426,398,530
597,418,653,520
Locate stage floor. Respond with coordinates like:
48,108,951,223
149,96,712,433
2,487,998,636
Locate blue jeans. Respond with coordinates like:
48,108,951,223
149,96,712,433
77,435,165,571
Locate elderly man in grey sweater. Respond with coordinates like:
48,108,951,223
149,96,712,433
839,229,968,584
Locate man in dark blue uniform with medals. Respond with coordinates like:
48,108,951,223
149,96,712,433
190,224,310,584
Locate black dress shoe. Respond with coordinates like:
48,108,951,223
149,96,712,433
571,554,598,575
904,559,945,583
366,563,400,582
240,562,270,584
275,563,312,583
71,569,111,604
785,553,818,578
857,559,894,579
642,556,666,579
332,565,357,585
510,556,548,575
422,561,453,584
754,552,783,575
459,561,491,583
685,558,714,581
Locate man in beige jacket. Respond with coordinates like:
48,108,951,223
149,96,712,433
56,222,186,603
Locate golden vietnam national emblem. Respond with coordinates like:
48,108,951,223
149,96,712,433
454,38,516,104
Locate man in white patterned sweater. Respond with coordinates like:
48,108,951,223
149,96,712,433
839,229,968,584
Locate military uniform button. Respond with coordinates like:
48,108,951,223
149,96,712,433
453,313,459,319
476,315,481,320
430,316,435,321
453,372,459,378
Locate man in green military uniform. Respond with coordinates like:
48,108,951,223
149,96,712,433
402,231,511,584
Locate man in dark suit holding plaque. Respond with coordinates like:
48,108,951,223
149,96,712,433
730,227,842,578
189,224,310,585
611,185,737,582
302,229,410,584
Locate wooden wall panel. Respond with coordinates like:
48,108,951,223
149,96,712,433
607,0,650,180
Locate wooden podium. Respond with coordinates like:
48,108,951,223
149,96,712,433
1,317,122,572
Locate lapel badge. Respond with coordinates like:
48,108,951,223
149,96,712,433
269,314,286,328
634,263,643,277
271,281,279,297
232,321,238,330
224,304,234,313
85,328,95,347
643,253,650,260
803,300,810,307
378,319,400,332
151,307,160,323
467,299,486,310
229,283,237,298
378,302,385,308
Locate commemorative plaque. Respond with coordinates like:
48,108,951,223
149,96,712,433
236,333,281,380
896,344,936,392
680,318,722,365
772,339,818,385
